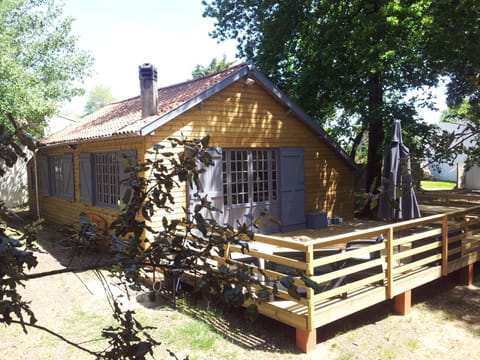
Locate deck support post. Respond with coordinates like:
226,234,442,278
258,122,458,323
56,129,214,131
458,263,474,286
296,328,316,353
393,289,411,315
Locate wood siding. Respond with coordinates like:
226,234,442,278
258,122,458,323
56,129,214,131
33,137,145,228
144,81,355,229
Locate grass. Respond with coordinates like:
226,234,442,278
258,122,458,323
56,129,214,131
406,339,420,352
420,180,456,190
162,317,218,351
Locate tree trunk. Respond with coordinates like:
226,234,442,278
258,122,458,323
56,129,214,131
349,124,367,160
363,72,384,214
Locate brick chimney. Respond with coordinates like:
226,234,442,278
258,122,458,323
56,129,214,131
139,63,158,118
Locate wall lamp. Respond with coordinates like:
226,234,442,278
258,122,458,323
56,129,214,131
244,77,256,86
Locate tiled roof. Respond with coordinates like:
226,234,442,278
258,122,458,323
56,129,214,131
42,62,250,145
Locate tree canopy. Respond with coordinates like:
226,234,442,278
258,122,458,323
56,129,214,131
0,0,92,138
0,0,92,185
203,0,480,200
83,84,117,115
431,0,480,170
191,55,234,78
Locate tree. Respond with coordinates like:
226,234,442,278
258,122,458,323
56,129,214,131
0,0,157,357
83,85,117,115
0,0,92,138
191,55,234,78
425,1,480,171
0,0,92,205
203,0,480,206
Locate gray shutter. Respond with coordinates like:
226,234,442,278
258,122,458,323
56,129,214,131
79,153,93,205
39,156,50,195
118,150,136,207
279,148,306,232
189,147,224,220
27,161,35,192
62,154,74,200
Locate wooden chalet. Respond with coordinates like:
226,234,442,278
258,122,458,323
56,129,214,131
28,62,356,233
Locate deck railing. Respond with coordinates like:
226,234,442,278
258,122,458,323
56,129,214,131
217,205,480,342
417,190,480,205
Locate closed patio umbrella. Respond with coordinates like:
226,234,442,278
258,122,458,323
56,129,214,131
378,119,421,221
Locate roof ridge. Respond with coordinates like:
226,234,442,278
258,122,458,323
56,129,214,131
157,61,249,91
99,62,250,107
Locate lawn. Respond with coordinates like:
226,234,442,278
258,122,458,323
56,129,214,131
420,180,456,190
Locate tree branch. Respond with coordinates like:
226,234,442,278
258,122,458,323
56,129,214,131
14,265,105,281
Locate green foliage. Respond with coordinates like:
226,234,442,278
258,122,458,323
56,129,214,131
0,201,42,332
109,135,276,310
0,123,31,177
203,0,480,199
440,100,472,124
191,55,234,78
57,212,111,253
0,0,92,137
425,0,480,109
0,0,92,340
83,85,117,116
0,2,167,358
424,1,480,170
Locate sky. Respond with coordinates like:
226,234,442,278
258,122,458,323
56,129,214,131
61,0,239,115
61,0,446,122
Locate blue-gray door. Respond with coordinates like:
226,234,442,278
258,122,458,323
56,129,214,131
279,148,306,232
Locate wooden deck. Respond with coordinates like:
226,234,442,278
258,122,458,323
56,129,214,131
225,194,480,352
183,191,480,353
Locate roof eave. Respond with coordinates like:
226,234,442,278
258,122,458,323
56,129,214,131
39,132,141,148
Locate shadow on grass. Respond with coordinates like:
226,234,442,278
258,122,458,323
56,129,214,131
174,299,300,353
414,268,480,338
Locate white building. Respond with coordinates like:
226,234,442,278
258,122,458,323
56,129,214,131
430,121,480,190
429,122,467,182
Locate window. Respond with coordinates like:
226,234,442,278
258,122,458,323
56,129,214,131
94,152,120,207
80,151,136,208
39,154,74,200
222,149,278,206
